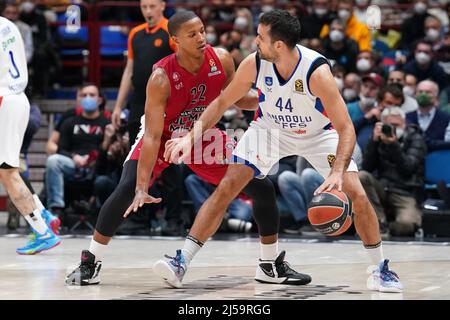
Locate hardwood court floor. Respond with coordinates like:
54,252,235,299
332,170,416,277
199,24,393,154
0,235,449,300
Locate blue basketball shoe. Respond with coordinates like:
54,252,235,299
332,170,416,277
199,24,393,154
153,249,187,288
367,259,403,293
41,209,61,235
16,229,61,255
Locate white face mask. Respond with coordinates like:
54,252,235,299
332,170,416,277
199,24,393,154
357,58,372,72
314,8,328,17
20,1,35,13
234,16,248,30
360,95,376,109
262,5,274,13
425,28,440,42
206,33,217,44
335,77,344,91
415,52,431,65
403,85,415,97
329,30,345,42
338,9,351,22
395,127,404,138
414,2,427,15
343,88,358,101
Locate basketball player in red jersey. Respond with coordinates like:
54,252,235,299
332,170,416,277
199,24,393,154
66,11,311,287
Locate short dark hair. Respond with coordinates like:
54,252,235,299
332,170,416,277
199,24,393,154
414,38,433,50
377,83,405,105
168,10,199,36
259,9,301,49
0,0,6,13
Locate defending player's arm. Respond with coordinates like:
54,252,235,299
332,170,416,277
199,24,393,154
309,64,356,193
124,68,169,216
164,53,257,163
215,48,258,111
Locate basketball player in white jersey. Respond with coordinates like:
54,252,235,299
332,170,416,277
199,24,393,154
0,10,60,254
154,10,403,292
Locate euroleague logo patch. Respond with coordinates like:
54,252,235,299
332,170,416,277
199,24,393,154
154,38,163,47
327,154,336,168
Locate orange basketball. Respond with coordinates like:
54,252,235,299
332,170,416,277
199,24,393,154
307,189,353,236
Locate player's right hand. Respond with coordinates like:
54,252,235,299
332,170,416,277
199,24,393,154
124,190,162,218
164,136,193,164
111,107,122,129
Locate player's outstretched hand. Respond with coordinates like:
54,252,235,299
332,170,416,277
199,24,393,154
314,171,344,195
164,135,193,164
124,190,162,218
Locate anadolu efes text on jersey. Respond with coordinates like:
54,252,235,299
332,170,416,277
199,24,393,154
254,44,333,136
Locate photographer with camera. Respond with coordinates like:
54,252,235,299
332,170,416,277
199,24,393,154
94,120,130,209
359,107,427,237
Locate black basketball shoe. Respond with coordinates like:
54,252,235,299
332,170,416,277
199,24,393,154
65,250,102,286
255,250,311,285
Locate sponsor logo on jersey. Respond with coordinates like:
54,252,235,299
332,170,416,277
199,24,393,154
208,70,221,77
172,72,180,82
175,82,184,90
209,58,218,72
327,154,336,168
294,129,307,134
294,79,305,94
154,38,163,47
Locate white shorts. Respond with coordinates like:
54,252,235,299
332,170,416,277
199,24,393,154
232,119,358,178
0,93,30,168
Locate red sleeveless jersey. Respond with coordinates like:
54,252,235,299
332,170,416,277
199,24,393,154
153,45,227,140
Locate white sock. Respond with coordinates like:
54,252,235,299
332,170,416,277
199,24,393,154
24,209,48,235
260,242,278,261
89,238,108,262
32,194,45,212
182,235,203,265
364,241,384,266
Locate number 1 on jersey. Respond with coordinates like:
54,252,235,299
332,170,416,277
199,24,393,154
275,97,293,113
8,51,21,79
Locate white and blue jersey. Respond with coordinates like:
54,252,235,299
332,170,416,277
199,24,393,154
0,17,28,96
254,44,333,136
232,45,358,178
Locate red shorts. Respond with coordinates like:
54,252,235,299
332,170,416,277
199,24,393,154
127,128,234,187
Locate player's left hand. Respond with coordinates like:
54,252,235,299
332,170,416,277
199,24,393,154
164,135,193,164
314,171,344,195
124,190,162,218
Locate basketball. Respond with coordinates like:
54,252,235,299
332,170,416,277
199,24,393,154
307,189,353,236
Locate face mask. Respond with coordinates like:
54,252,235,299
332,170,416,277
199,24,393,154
395,127,404,138
234,16,248,30
20,1,35,13
360,95,376,109
414,2,427,15
415,52,431,64
357,58,371,72
329,30,345,42
335,77,344,91
206,33,217,44
355,0,369,6
416,92,433,108
425,28,440,42
80,97,98,113
338,9,351,23
403,86,415,97
343,88,358,101
314,8,328,17
262,5,274,13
